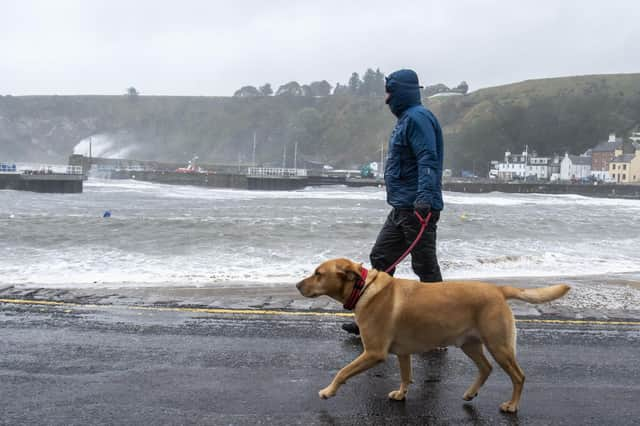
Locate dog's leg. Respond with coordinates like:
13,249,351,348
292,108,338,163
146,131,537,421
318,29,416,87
388,354,412,401
486,343,525,413
460,341,492,401
319,351,385,399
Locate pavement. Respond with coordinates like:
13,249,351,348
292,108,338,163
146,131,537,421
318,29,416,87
1,296,639,425
2,272,640,321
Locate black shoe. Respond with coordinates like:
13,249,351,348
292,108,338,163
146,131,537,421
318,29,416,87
341,322,360,335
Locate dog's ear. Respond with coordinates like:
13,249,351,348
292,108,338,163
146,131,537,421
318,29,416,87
336,260,362,282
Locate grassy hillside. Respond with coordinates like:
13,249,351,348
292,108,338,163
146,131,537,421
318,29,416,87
1,73,639,173
431,73,640,171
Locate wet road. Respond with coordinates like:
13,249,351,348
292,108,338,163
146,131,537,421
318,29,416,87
1,301,639,425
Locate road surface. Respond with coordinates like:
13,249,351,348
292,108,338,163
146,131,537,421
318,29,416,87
1,299,639,425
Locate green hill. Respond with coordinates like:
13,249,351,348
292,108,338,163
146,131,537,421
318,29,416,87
1,73,639,173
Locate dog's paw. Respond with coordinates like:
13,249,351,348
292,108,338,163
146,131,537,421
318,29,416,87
499,401,518,413
462,391,478,401
388,390,407,401
318,386,336,400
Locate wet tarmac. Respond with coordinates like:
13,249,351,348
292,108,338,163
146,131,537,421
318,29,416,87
1,301,639,425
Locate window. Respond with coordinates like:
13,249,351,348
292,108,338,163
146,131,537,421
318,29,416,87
623,164,627,170
612,173,616,178
622,174,626,180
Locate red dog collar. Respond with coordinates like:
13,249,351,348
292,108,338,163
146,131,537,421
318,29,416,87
343,267,369,311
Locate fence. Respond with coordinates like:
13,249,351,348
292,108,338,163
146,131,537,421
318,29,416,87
11,163,83,175
247,167,307,177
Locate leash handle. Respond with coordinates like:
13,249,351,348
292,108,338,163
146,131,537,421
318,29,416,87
383,211,432,274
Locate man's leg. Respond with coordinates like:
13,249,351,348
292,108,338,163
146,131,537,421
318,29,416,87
370,209,411,275
401,210,442,282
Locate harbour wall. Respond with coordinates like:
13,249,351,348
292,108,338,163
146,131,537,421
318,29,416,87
103,170,640,199
110,170,381,191
0,174,83,193
443,181,640,199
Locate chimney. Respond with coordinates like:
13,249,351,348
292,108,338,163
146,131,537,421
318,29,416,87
608,133,616,143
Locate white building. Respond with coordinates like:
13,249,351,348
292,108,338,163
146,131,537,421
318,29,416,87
490,148,553,180
493,150,529,180
527,155,552,180
560,153,592,181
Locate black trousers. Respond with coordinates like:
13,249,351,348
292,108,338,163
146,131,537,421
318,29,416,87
370,208,442,282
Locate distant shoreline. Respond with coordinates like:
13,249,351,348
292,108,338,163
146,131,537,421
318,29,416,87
90,170,640,199
442,180,640,199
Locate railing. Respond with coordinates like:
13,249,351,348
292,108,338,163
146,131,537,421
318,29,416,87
247,167,307,177
11,163,83,175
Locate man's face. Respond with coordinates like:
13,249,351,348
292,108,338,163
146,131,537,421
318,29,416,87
385,92,391,104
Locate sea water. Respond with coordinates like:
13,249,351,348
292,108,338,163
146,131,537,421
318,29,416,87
1,179,639,290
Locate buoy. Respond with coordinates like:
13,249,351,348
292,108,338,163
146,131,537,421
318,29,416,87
103,210,111,218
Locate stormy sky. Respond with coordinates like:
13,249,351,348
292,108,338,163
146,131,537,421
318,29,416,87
2,0,638,96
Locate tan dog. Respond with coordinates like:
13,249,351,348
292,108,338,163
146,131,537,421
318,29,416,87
296,258,570,413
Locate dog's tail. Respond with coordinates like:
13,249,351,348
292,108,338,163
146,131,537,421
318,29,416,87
500,284,570,304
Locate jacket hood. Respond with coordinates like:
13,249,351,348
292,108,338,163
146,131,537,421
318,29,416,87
385,69,422,118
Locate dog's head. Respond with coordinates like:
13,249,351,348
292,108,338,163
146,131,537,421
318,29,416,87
296,258,363,301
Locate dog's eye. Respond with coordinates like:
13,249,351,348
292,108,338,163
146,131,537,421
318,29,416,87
315,271,321,276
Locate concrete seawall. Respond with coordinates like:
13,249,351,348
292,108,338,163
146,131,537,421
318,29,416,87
0,174,83,193
106,170,640,199
114,170,249,189
443,181,640,199
111,170,381,191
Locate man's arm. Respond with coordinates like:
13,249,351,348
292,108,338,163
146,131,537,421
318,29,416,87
407,114,439,213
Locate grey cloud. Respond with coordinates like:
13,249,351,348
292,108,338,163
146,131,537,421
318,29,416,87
1,0,638,95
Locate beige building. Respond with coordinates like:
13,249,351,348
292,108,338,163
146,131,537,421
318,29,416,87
609,150,640,183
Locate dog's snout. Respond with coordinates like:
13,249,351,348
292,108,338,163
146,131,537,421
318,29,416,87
296,281,303,291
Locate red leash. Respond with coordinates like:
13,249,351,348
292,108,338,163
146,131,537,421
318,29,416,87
343,211,432,311
384,211,432,273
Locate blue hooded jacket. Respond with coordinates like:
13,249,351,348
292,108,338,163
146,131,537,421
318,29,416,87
384,69,444,211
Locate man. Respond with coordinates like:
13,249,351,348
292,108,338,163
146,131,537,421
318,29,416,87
343,69,444,335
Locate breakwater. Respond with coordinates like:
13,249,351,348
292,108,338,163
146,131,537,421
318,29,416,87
0,173,83,193
105,170,640,199
443,181,640,199
109,170,381,190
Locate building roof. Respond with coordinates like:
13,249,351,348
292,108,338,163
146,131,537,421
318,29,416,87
591,139,623,153
611,154,636,163
568,155,592,165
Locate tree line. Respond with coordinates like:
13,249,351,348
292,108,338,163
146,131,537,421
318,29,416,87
4,74,637,177
234,68,468,98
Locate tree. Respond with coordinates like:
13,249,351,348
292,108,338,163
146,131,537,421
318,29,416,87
308,80,332,97
374,68,386,96
276,81,304,96
333,82,349,95
453,81,469,94
126,87,139,98
233,85,261,97
259,83,273,96
348,72,361,94
361,68,385,96
301,84,313,97
423,83,450,97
